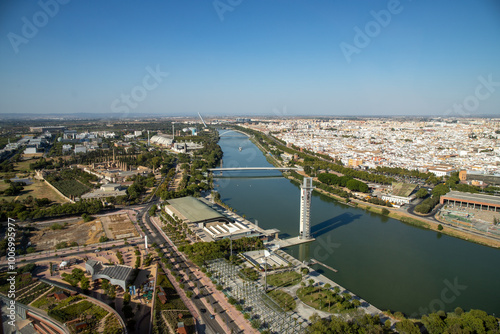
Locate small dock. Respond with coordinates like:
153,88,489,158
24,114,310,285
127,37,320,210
274,236,315,248
310,258,338,272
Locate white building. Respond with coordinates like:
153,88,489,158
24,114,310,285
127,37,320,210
381,194,412,206
428,166,455,177
74,145,87,154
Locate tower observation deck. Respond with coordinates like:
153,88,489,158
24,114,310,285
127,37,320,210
299,177,314,239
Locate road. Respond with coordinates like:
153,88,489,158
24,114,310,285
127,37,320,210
2,192,248,333
136,201,243,333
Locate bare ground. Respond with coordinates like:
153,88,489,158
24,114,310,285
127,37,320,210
30,219,105,251
100,213,139,239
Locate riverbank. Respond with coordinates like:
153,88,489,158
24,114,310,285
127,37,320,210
227,126,500,249
285,174,500,249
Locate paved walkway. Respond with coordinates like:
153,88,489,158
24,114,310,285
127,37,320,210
150,216,258,334
194,268,259,334
272,236,315,248
277,250,383,316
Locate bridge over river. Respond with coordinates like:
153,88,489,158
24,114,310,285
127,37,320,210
208,167,297,171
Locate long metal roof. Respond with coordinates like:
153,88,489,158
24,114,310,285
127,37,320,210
442,191,500,206
166,196,225,222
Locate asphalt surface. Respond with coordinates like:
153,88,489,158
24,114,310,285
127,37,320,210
136,201,242,334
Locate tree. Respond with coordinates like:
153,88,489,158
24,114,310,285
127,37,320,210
395,319,420,334
381,208,390,215
438,224,443,231
108,285,116,299
82,213,93,222
415,188,429,198
80,276,90,291
422,313,446,334
50,223,63,230
251,319,262,329
432,184,450,197
3,182,25,196
148,204,157,217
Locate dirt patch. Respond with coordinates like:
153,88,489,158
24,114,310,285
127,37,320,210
100,214,139,240
30,219,105,251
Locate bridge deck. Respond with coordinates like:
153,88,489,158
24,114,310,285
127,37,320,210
208,167,297,171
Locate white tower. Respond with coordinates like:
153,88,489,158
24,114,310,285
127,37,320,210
299,177,314,239
147,130,150,146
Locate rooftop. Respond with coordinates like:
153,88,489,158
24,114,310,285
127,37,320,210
442,191,500,206
166,196,225,223
99,265,134,282
392,182,417,197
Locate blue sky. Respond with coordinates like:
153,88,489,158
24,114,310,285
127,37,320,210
1,0,499,117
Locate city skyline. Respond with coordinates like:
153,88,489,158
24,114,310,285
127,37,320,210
1,0,500,117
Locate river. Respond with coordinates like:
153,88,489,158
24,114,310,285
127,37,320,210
213,130,500,317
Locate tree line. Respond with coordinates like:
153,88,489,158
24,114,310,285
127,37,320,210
307,308,499,334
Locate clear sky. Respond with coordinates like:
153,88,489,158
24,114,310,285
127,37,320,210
1,0,499,117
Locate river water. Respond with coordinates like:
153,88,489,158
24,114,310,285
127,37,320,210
213,130,500,317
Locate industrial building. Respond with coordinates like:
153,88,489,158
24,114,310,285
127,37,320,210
150,134,174,146
440,191,500,212
164,196,278,241
381,182,418,206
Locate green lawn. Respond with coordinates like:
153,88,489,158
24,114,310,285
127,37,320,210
155,272,190,311
31,293,83,311
239,267,259,281
296,286,360,314
266,271,301,288
31,288,56,308
267,290,296,311
49,300,108,323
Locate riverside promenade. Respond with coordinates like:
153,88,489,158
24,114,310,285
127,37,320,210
275,249,385,318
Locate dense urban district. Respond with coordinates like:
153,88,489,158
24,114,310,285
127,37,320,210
0,116,499,334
